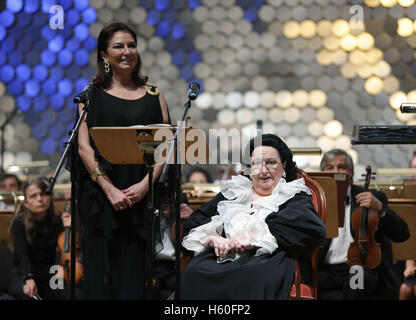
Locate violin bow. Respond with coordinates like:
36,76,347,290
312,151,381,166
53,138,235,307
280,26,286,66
32,293,43,300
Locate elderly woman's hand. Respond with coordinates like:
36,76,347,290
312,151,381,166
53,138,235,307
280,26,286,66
231,233,255,254
205,234,235,260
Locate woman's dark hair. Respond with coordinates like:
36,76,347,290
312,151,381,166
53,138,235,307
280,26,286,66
92,22,148,89
9,177,58,247
186,167,212,183
248,134,298,182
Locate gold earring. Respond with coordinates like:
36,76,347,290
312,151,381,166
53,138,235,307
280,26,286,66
104,58,110,73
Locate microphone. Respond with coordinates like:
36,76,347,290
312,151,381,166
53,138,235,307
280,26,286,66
187,82,200,100
73,85,92,104
400,103,416,113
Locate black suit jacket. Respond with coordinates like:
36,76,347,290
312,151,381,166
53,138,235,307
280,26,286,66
318,184,410,296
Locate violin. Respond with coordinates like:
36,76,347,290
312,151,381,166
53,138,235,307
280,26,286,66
347,165,381,270
57,201,84,284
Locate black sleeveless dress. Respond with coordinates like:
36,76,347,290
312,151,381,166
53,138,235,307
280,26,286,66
80,85,164,299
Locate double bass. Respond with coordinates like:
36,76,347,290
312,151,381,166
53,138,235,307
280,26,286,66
347,165,381,270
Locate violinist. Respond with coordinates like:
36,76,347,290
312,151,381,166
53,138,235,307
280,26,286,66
317,149,409,300
8,177,71,300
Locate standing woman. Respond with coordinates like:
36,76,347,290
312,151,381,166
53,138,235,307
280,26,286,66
76,22,169,299
9,177,70,300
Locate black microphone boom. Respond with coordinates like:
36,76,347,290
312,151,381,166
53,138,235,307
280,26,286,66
187,82,200,100
1,107,21,129
400,103,416,113
73,85,92,104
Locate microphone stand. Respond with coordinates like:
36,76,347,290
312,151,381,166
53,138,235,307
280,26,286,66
158,97,194,300
143,147,158,300
46,94,90,300
0,108,20,173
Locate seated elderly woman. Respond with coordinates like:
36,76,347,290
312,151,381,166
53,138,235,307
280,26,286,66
180,134,326,299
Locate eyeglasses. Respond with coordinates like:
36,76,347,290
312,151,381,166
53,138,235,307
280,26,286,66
250,159,281,174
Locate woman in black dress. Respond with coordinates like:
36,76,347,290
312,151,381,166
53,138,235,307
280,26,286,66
9,177,70,300
76,22,169,299
181,134,326,299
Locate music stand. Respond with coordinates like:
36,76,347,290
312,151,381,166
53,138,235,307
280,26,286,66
307,171,349,229
89,125,208,299
388,199,416,260
305,175,339,238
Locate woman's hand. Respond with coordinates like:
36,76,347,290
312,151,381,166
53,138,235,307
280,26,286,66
121,181,148,206
205,234,235,260
103,184,133,212
231,233,255,254
404,265,416,278
23,279,38,298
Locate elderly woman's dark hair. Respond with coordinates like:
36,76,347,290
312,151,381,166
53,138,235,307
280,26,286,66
92,22,147,89
248,134,299,182
186,167,212,183
9,177,58,247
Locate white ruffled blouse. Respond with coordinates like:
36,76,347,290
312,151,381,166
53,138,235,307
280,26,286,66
182,174,311,262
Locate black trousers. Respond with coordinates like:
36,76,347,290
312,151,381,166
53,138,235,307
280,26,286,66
318,263,379,300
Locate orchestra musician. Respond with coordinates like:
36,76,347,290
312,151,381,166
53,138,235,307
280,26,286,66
0,174,21,210
8,177,71,300
399,260,416,300
186,167,212,184
410,150,416,169
317,149,410,300
398,151,416,300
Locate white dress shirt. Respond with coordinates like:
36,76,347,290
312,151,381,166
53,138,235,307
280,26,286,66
324,186,354,265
